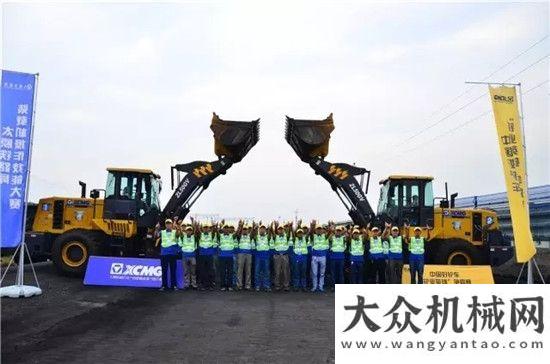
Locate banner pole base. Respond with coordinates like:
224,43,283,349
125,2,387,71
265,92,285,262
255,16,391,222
515,258,546,284
0,242,42,298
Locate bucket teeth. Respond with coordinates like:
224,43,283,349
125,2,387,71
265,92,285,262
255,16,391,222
211,112,260,163
285,113,334,162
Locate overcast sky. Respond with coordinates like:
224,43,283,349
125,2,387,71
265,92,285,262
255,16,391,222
2,1,548,222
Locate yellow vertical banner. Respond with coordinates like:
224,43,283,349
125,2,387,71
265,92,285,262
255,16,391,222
489,85,536,263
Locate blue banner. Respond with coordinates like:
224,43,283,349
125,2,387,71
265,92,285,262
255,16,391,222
84,256,184,288
0,70,37,248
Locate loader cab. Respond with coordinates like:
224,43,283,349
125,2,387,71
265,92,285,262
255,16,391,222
103,168,161,226
377,175,434,227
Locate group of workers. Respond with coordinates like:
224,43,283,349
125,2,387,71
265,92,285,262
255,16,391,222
154,218,432,291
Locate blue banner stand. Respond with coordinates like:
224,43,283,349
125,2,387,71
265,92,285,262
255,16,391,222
0,70,41,298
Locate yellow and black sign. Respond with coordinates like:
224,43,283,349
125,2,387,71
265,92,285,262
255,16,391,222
192,163,214,178
489,85,536,263
402,264,494,284
328,165,349,180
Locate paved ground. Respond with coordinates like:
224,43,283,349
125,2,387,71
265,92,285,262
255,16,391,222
1,263,335,364
3,251,549,364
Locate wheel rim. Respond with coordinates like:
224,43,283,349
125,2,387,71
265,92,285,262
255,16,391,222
61,241,88,267
447,251,472,265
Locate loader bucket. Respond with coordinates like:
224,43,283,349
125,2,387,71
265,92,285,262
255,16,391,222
285,113,335,162
210,112,260,163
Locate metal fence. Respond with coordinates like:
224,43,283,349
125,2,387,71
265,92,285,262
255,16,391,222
455,185,550,248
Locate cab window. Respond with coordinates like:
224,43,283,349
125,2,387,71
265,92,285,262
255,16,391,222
424,181,434,207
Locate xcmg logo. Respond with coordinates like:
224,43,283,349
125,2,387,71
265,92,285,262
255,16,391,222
110,263,162,277
329,165,349,180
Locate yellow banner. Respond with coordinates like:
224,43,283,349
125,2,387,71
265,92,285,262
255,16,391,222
402,264,494,284
489,85,536,263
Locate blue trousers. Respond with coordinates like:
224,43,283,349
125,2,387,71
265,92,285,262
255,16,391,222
409,255,425,284
254,256,271,289
219,256,233,289
330,258,345,285
311,255,326,290
350,260,364,284
232,254,238,286
292,258,307,288
160,254,177,289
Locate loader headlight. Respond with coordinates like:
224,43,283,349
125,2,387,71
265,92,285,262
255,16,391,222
486,216,494,225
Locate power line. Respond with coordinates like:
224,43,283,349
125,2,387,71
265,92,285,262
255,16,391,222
384,36,549,150
394,79,549,156
424,35,549,120
387,52,549,151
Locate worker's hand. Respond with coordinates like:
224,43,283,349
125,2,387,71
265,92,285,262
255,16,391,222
384,222,391,228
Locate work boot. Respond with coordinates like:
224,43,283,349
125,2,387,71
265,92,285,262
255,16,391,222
221,287,226,291
159,287,166,292
228,287,234,291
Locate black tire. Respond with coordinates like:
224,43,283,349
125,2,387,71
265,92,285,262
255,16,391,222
432,239,486,266
52,230,102,276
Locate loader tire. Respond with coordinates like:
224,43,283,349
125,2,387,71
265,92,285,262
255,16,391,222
52,230,102,276
433,239,485,266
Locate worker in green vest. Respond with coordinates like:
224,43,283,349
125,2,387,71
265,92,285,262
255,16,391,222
197,222,217,291
367,226,386,284
254,223,272,291
311,223,329,292
236,224,254,290
156,218,180,291
405,224,432,284
179,224,198,290
383,223,404,284
218,223,236,291
329,226,347,289
349,228,365,283
272,223,290,291
291,227,309,291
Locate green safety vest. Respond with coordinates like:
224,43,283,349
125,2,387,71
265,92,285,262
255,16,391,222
369,237,383,254
179,234,196,253
350,238,364,256
382,240,389,255
331,236,346,253
256,235,270,251
273,235,289,252
239,234,254,250
312,234,329,251
410,237,425,255
161,230,177,248
219,234,235,251
388,236,403,254
199,232,215,248
293,237,308,255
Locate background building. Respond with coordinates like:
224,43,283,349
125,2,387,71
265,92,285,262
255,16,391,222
455,185,550,248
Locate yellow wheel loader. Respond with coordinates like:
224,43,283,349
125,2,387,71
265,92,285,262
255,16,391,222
285,114,513,266
24,113,260,275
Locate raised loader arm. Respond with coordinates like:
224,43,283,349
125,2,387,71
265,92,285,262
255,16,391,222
285,114,376,227
161,113,260,220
